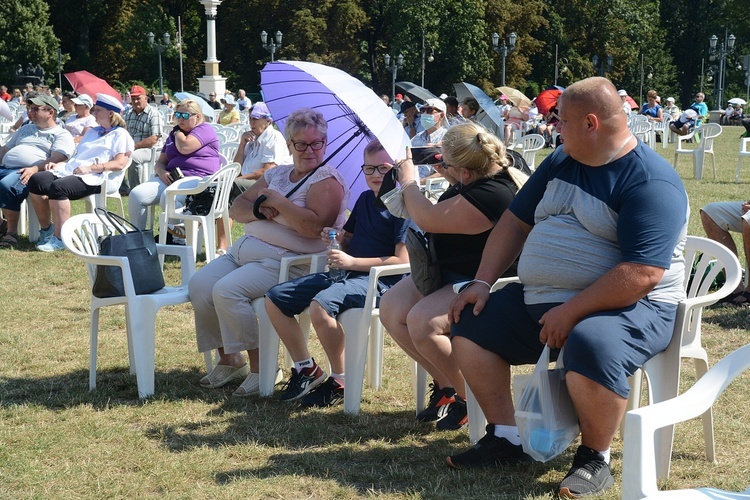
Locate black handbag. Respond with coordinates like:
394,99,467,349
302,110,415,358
91,208,166,298
405,227,442,296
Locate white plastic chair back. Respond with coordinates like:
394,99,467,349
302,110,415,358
517,133,545,170
622,343,750,499
219,141,240,163
629,120,652,145
84,158,132,216
158,162,240,263
735,137,750,182
61,213,196,398
673,123,722,179
624,236,742,481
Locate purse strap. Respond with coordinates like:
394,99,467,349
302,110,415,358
94,207,138,235
283,165,320,198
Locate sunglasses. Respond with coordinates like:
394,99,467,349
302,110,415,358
291,140,325,152
174,111,196,120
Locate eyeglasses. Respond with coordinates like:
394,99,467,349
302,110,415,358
436,161,453,169
361,164,392,175
28,106,51,112
174,111,196,120
291,140,325,152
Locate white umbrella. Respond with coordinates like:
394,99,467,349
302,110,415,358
261,60,411,208
175,92,216,121
0,99,11,121
728,98,747,105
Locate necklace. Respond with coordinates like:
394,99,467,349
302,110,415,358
603,134,633,165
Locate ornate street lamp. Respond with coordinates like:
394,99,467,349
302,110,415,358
385,53,404,103
709,31,736,110
491,32,517,86
148,32,171,95
261,30,283,62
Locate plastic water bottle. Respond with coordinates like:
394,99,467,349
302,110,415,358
327,230,346,282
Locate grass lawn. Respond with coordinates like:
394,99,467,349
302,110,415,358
1,125,750,498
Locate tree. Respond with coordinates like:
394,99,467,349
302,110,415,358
0,0,63,88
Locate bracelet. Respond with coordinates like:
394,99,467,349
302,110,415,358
469,279,492,289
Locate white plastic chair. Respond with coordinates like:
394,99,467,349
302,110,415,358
158,163,240,263
735,137,750,183
61,213,196,398
515,133,545,170
624,235,742,480
423,177,449,202
630,121,653,147
83,158,132,216
257,253,328,396
652,116,672,149
452,276,521,444
673,123,722,180
622,343,750,500
219,141,240,163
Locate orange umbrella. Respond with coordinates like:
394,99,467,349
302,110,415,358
536,87,562,115
625,95,638,110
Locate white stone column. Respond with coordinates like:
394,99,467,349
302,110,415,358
198,0,226,98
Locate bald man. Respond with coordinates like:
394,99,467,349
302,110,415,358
446,77,689,498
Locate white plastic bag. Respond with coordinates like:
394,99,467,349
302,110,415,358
514,345,580,462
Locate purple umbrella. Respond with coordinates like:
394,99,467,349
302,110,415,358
260,60,411,208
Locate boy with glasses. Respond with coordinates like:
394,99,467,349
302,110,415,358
265,139,414,406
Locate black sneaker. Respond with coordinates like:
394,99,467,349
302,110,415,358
417,382,456,422
300,378,344,408
558,445,614,498
436,396,468,431
276,363,326,401
446,425,532,468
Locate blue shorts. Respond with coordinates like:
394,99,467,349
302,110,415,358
450,282,677,398
266,272,373,319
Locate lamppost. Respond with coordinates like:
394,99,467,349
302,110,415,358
554,45,571,86
592,54,613,77
421,30,434,88
491,32,517,86
148,32,171,95
385,53,403,103
709,31,736,110
639,54,654,110
261,30,283,62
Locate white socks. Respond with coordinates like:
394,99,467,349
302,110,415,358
491,424,522,446
294,358,314,372
599,448,611,464
330,372,345,385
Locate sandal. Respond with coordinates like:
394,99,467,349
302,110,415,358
0,232,18,249
199,363,249,388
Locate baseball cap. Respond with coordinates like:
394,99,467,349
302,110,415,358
421,98,447,114
72,93,94,108
221,94,236,106
129,85,146,96
666,97,675,102
618,89,628,97
400,101,416,113
395,93,403,100
28,95,59,110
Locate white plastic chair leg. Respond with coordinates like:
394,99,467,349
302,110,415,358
466,384,488,444
413,361,428,417
340,308,369,415
126,301,158,398
693,357,716,463
366,319,384,389
257,297,281,397
89,307,101,391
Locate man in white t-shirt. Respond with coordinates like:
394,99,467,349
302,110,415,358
0,94,75,248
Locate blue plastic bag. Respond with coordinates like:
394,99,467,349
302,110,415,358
514,345,580,462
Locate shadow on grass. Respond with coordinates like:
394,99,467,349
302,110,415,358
215,444,567,497
0,367,227,409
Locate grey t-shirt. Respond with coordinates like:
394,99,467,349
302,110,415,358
3,123,75,169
